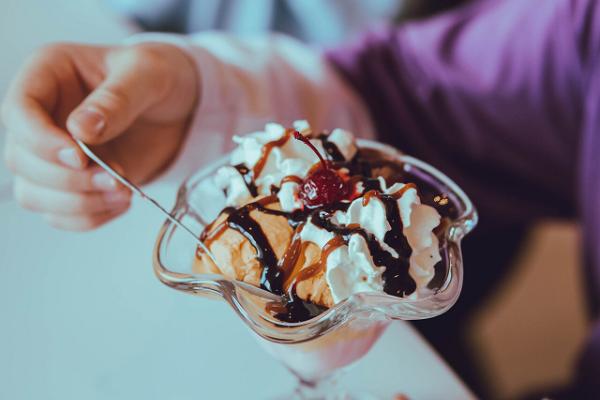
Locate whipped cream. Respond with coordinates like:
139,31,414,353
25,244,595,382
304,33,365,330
328,128,357,161
381,179,442,291
213,121,441,305
214,166,253,206
216,121,358,209
300,176,441,303
300,220,385,304
278,181,303,211
332,189,396,257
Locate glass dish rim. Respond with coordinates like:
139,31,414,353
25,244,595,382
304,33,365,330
152,139,478,338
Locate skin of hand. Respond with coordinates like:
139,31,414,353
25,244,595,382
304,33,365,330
1,42,199,231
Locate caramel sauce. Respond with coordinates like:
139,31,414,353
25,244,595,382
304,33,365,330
233,164,258,197
310,199,415,297
200,222,228,250
391,183,417,199
265,300,289,316
362,189,381,206
252,130,292,178
288,236,346,289
277,223,308,287
281,242,310,290
281,175,303,185
195,142,458,322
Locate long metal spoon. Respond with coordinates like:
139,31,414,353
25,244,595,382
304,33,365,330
76,140,283,303
75,139,218,265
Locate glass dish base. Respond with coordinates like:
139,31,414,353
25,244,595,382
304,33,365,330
152,138,478,398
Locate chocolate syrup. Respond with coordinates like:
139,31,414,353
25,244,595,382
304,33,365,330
311,201,416,298
381,196,411,258
269,235,345,324
233,164,258,197
253,203,308,228
272,297,328,323
318,134,346,162
357,148,457,220
379,196,415,296
362,178,383,192
198,142,455,322
224,196,285,294
252,131,292,178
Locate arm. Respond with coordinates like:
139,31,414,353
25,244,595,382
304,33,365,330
1,28,373,228
329,0,583,226
327,0,598,396
128,32,374,183
127,4,600,394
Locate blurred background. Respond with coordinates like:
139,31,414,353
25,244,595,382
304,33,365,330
0,0,589,399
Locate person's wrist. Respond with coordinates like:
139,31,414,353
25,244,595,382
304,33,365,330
171,43,201,141
168,43,200,120
127,42,200,183
161,42,200,171
129,42,199,118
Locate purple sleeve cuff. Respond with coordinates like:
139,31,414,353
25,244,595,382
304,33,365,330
572,320,600,397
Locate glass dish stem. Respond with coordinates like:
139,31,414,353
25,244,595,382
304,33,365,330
290,371,344,400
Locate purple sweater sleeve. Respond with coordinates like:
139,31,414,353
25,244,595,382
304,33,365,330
328,0,600,395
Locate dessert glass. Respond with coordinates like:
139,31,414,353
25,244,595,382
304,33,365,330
152,139,477,399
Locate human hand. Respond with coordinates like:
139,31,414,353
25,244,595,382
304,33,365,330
2,41,198,230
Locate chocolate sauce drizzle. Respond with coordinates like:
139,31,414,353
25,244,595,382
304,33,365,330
318,133,345,162
226,197,285,294
289,236,347,291
199,137,454,322
253,131,292,178
233,164,258,197
310,199,416,298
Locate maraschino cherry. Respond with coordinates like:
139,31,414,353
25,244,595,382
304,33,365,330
293,131,350,208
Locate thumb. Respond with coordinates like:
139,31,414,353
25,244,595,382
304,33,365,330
66,46,171,145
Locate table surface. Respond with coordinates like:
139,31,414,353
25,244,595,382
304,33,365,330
0,194,474,400
0,1,474,399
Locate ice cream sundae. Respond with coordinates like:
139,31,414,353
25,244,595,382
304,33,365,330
194,121,455,322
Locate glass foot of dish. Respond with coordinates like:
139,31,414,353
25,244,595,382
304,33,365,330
273,391,383,400
272,374,384,400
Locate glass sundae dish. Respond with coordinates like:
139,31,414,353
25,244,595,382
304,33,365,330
153,121,477,399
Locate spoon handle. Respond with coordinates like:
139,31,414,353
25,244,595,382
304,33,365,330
75,140,218,263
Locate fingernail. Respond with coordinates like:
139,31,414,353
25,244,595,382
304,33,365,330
104,190,130,205
58,148,84,169
72,107,105,136
92,172,118,190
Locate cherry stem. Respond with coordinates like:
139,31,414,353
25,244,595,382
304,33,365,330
293,131,328,169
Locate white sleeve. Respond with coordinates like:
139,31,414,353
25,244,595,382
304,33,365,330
125,32,374,185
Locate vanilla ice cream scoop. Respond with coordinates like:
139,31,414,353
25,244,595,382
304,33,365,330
196,121,443,321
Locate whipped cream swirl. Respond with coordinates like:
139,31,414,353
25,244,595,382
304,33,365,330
213,121,441,305
215,121,357,211
300,177,441,303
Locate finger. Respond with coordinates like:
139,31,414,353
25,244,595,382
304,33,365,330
3,98,88,169
13,177,131,215
4,140,120,192
43,207,129,231
1,46,88,168
67,46,171,145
